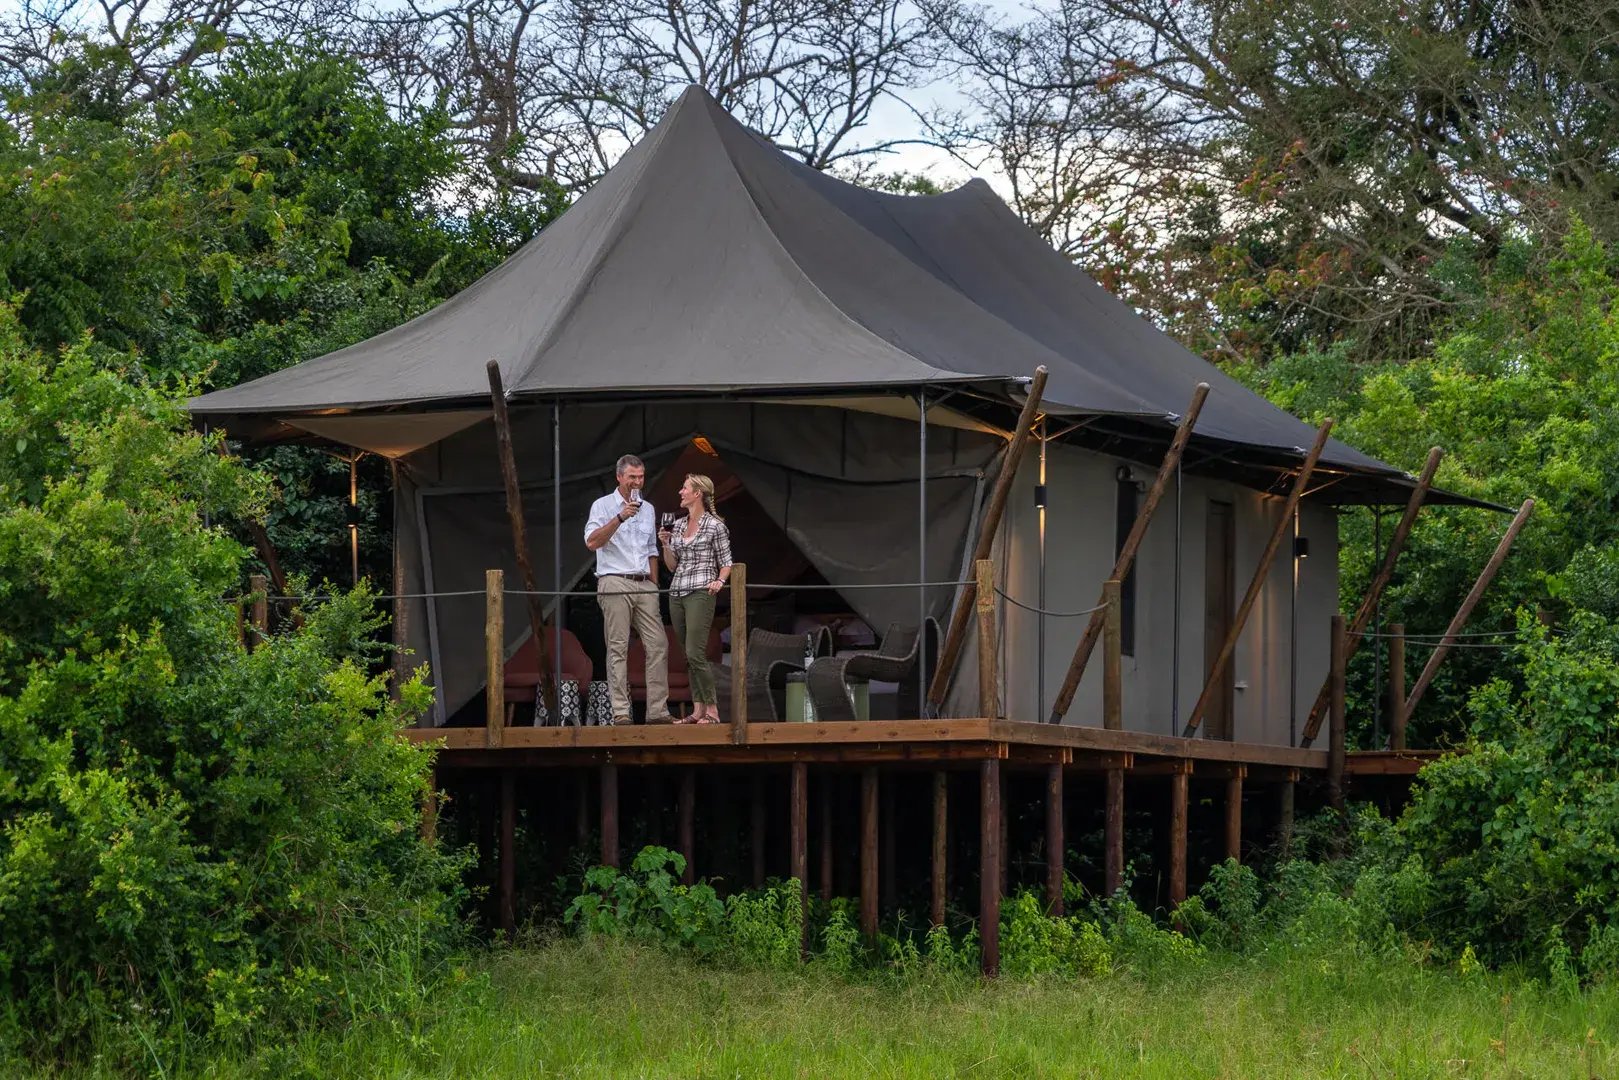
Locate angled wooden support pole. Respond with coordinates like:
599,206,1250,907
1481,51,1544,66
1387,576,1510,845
1300,447,1442,746
487,361,555,716
929,367,1048,712
485,568,504,748
1183,419,1334,737
1402,498,1535,721
730,564,749,742
1049,384,1210,724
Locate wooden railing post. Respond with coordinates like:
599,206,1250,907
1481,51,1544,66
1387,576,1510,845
486,569,505,749
929,368,1048,711
975,559,998,717
730,563,749,742
248,573,269,651
1388,624,1407,750
1102,579,1122,730
1328,614,1346,813
1048,384,1209,724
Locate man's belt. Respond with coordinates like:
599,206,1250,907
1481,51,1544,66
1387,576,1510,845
601,572,652,582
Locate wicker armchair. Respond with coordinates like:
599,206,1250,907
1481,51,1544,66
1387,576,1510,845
714,627,830,721
806,622,923,722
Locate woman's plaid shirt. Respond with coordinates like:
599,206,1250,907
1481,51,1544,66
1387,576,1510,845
668,512,733,596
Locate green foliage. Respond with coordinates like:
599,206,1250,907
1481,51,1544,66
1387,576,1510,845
563,847,726,955
999,891,1112,978
724,880,804,970
0,309,465,1064
1374,612,1619,974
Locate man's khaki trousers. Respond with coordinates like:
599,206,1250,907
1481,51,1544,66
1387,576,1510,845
597,575,669,721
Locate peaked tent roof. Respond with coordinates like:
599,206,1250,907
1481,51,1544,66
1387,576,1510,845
190,86,1415,486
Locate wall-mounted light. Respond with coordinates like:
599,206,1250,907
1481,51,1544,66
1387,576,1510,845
1115,465,1133,484
692,436,718,456
1034,483,1048,509
343,503,363,528
1293,536,1310,560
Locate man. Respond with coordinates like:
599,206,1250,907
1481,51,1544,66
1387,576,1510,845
585,454,671,725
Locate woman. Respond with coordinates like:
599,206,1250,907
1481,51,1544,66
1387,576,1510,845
658,474,733,724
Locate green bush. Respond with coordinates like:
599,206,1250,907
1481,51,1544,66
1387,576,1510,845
563,847,726,955
0,312,464,1064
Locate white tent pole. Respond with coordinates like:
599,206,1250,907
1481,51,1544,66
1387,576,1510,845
918,387,928,719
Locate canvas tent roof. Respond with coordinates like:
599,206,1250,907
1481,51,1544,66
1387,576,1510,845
189,86,1467,503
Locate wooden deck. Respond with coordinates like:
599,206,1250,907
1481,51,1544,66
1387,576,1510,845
404,717,1328,776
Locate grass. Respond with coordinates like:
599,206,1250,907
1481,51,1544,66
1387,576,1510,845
100,936,1616,1079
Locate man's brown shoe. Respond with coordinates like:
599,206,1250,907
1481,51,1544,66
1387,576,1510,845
609,715,634,726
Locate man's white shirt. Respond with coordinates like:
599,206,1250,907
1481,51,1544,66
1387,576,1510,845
586,491,659,576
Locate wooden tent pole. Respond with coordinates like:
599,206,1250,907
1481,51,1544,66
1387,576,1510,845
1182,419,1333,737
1299,447,1442,747
1048,384,1210,724
1402,498,1535,720
927,367,1048,712
486,361,555,716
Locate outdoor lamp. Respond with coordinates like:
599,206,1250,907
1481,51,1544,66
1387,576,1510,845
344,503,363,528
1034,484,1048,509
1293,536,1310,560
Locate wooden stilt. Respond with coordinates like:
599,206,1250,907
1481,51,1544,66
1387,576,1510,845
999,769,1010,896
576,772,590,853
790,763,808,957
646,772,665,846
751,774,767,888
420,767,439,843
860,768,879,942
1168,762,1189,908
1278,780,1296,857
931,771,948,927
678,768,696,885
1045,763,1064,915
1329,614,1347,814
1049,384,1210,723
1389,624,1407,750
499,771,516,939
1104,768,1124,897
486,362,555,715
819,780,834,901
929,367,1048,711
1403,498,1535,720
600,764,620,868
880,780,896,911
980,758,1002,977
1224,769,1244,863
1299,448,1442,746
1185,419,1333,736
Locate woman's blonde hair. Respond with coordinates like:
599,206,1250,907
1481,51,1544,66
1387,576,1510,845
686,473,721,518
